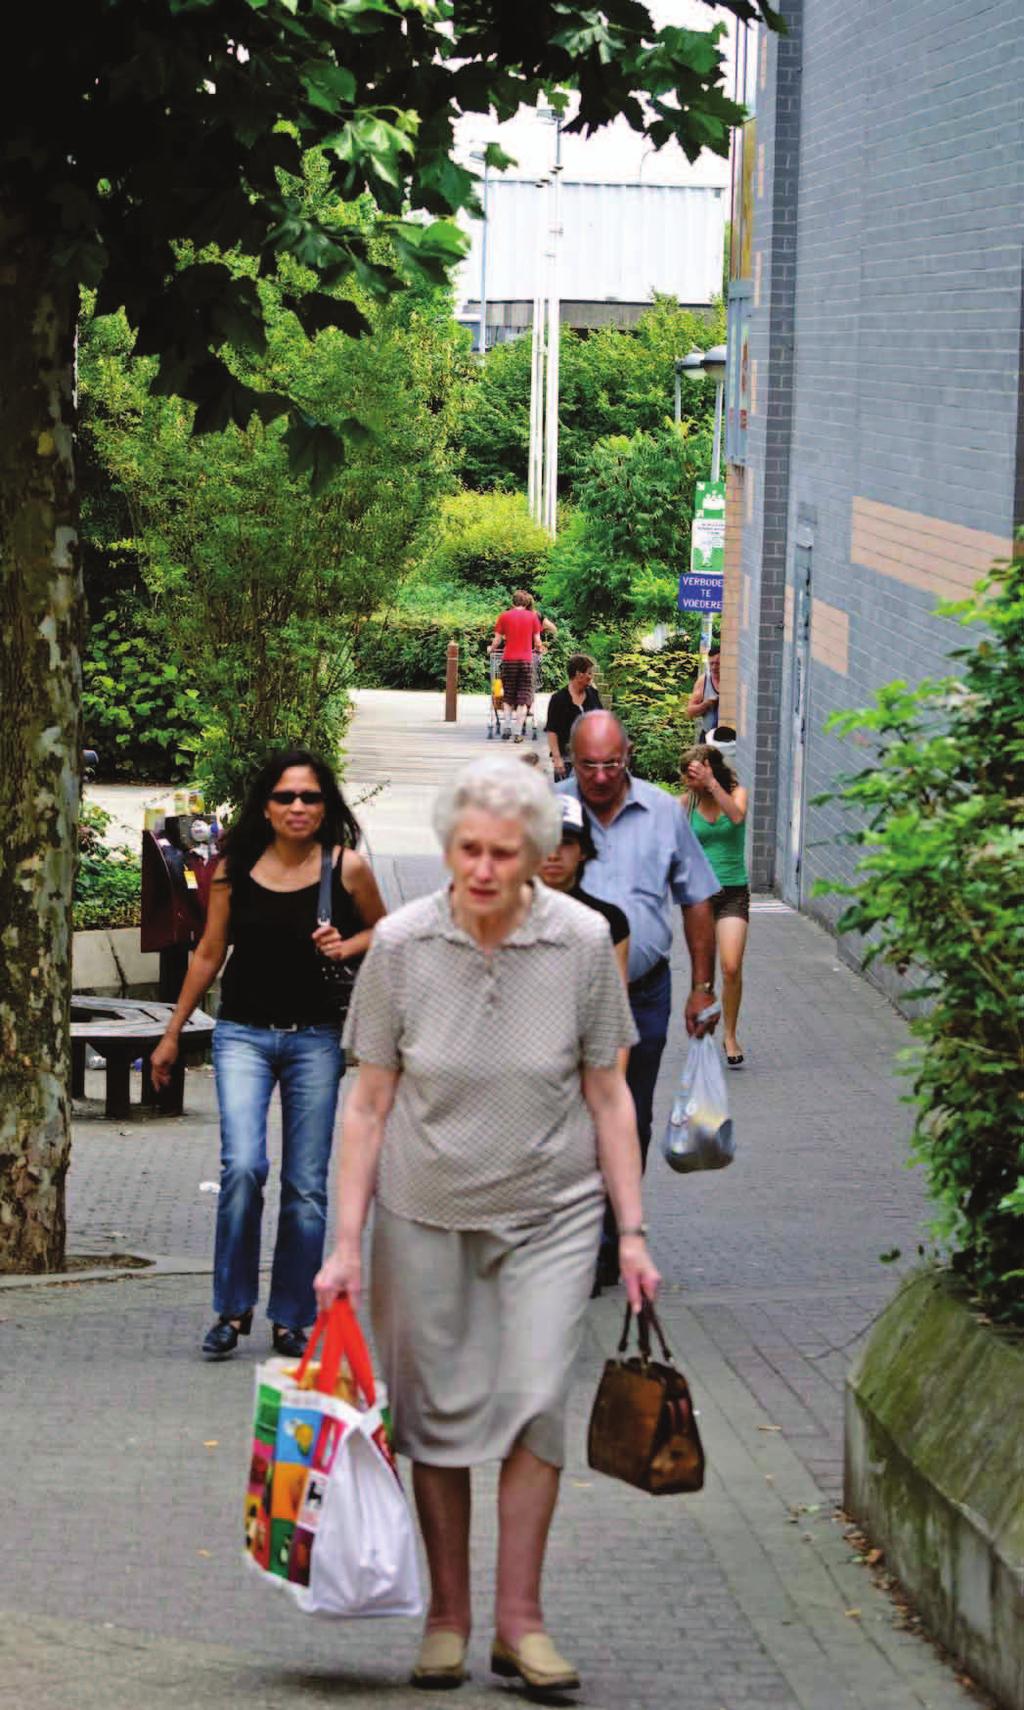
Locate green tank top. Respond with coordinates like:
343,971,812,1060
689,801,748,887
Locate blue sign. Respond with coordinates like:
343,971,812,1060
677,574,723,614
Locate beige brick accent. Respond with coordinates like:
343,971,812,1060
739,678,749,739
745,471,755,523
810,598,849,676
742,573,751,633
851,499,1012,603
784,582,794,641
718,465,744,725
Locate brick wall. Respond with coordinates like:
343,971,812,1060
734,0,1024,917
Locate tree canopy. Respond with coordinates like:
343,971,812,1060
4,0,777,481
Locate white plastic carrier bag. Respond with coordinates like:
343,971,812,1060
662,1007,735,1174
243,1298,423,1619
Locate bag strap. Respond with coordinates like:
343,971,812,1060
617,1302,675,1366
317,846,333,927
294,1298,377,1405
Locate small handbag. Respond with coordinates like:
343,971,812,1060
587,1304,705,1495
316,849,359,1020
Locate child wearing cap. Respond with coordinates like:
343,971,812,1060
539,798,630,987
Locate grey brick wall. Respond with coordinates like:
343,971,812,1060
735,0,1024,924
735,0,804,891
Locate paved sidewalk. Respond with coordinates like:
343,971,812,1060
12,690,984,1709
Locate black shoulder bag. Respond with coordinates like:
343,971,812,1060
316,848,359,1021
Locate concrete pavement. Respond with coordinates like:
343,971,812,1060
10,689,988,1709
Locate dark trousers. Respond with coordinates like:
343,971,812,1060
600,961,671,1268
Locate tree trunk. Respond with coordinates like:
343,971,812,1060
0,202,81,1271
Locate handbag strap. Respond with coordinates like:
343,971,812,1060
317,846,333,927
294,1298,377,1405
617,1302,675,1365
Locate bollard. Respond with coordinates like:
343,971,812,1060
445,639,459,722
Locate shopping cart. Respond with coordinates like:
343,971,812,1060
485,643,539,742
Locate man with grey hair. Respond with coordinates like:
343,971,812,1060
559,710,719,1290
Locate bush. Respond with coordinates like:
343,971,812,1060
427,491,551,593
82,601,202,782
604,633,700,785
815,558,1024,1324
74,805,142,930
356,608,578,694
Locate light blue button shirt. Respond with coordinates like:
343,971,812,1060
557,774,719,982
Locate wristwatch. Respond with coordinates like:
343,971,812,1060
692,980,715,995
618,1223,649,1238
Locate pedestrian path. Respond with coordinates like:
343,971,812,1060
4,690,985,1709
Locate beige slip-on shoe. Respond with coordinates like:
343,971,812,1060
491,1632,581,1692
410,1629,468,1690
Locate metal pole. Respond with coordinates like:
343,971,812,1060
701,377,726,658
528,288,545,522
478,159,489,354
542,120,562,538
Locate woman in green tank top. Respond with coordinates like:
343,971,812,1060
681,735,750,1068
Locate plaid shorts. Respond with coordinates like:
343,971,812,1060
500,659,534,708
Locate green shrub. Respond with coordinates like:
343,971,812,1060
74,805,142,931
427,491,552,593
356,609,578,694
815,558,1024,1324
82,601,202,781
604,634,700,785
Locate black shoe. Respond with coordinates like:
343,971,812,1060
272,1324,308,1359
202,1311,253,1360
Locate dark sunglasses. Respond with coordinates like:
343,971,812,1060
268,789,324,806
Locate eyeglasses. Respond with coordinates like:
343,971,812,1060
268,789,324,806
576,759,626,775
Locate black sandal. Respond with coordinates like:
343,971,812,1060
726,1052,745,1069
202,1310,253,1360
272,1324,308,1359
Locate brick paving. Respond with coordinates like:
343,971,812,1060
3,691,986,1708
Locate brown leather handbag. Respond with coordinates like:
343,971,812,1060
587,1304,705,1495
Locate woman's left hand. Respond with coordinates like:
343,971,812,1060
619,1236,661,1312
312,923,349,961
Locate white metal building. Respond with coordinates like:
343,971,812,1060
456,178,727,346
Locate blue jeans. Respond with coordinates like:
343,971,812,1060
211,1021,343,1329
601,961,671,1265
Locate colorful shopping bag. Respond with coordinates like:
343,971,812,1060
243,1299,422,1619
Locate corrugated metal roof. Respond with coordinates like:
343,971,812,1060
456,180,726,311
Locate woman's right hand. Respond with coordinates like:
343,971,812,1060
149,1032,179,1091
315,1238,362,1312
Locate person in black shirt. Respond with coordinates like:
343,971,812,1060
150,749,386,1361
539,796,629,984
545,654,602,780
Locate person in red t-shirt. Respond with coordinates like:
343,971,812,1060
493,591,542,741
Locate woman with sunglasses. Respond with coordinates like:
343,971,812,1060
150,750,386,1360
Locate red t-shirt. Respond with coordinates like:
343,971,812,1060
495,607,541,662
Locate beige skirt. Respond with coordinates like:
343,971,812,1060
370,1196,604,1470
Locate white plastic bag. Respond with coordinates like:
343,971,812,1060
298,1406,423,1619
662,1022,735,1173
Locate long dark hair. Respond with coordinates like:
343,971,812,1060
220,750,360,876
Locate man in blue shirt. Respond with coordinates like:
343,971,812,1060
558,711,720,1289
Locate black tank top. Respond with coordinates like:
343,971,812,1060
219,854,364,1027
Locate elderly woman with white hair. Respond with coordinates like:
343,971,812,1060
315,755,658,1695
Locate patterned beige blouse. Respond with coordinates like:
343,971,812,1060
342,883,638,1231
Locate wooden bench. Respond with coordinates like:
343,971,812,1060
71,997,215,1119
